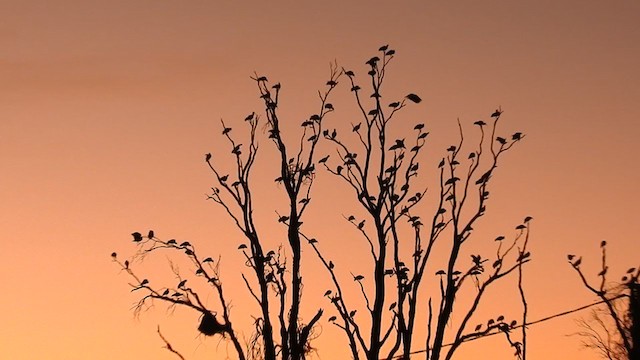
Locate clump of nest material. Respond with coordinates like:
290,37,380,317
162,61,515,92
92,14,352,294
198,311,229,336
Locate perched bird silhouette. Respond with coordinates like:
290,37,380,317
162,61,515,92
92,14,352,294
405,93,422,103
389,139,405,151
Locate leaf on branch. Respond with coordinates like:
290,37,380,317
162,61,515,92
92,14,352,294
329,261,334,269
232,144,242,155
238,244,247,250
178,279,187,288
357,220,365,229
349,310,357,318
256,76,268,82
347,215,355,221
496,137,507,145
324,103,334,110
344,70,355,77
368,109,378,116
140,279,149,286
414,123,425,130
389,302,397,310
111,252,117,258
379,44,389,51
386,49,395,56
245,112,255,121
205,153,212,162
307,135,317,142
353,275,365,281
491,109,502,117
326,80,337,87
512,132,523,140
474,120,486,126
203,257,213,263
162,289,170,296
324,289,332,296
318,155,330,164
351,85,361,92
336,166,343,175
308,238,317,244
405,93,422,104
180,241,191,247
495,236,505,241
328,316,337,322
389,102,400,108
515,224,526,230
418,132,429,139
352,123,361,132
222,127,232,135
132,232,143,242
219,175,229,182
438,159,445,168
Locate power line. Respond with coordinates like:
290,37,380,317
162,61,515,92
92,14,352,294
388,294,628,359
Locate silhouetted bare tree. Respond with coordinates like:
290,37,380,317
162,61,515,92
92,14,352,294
569,241,639,360
114,46,532,360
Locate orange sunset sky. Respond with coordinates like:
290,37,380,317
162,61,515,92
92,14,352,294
1,1,639,359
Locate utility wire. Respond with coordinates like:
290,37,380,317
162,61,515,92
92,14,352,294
388,294,628,359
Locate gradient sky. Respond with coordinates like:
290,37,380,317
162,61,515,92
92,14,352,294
1,1,639,359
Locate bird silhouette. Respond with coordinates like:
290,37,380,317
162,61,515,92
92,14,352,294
405,93,422,103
